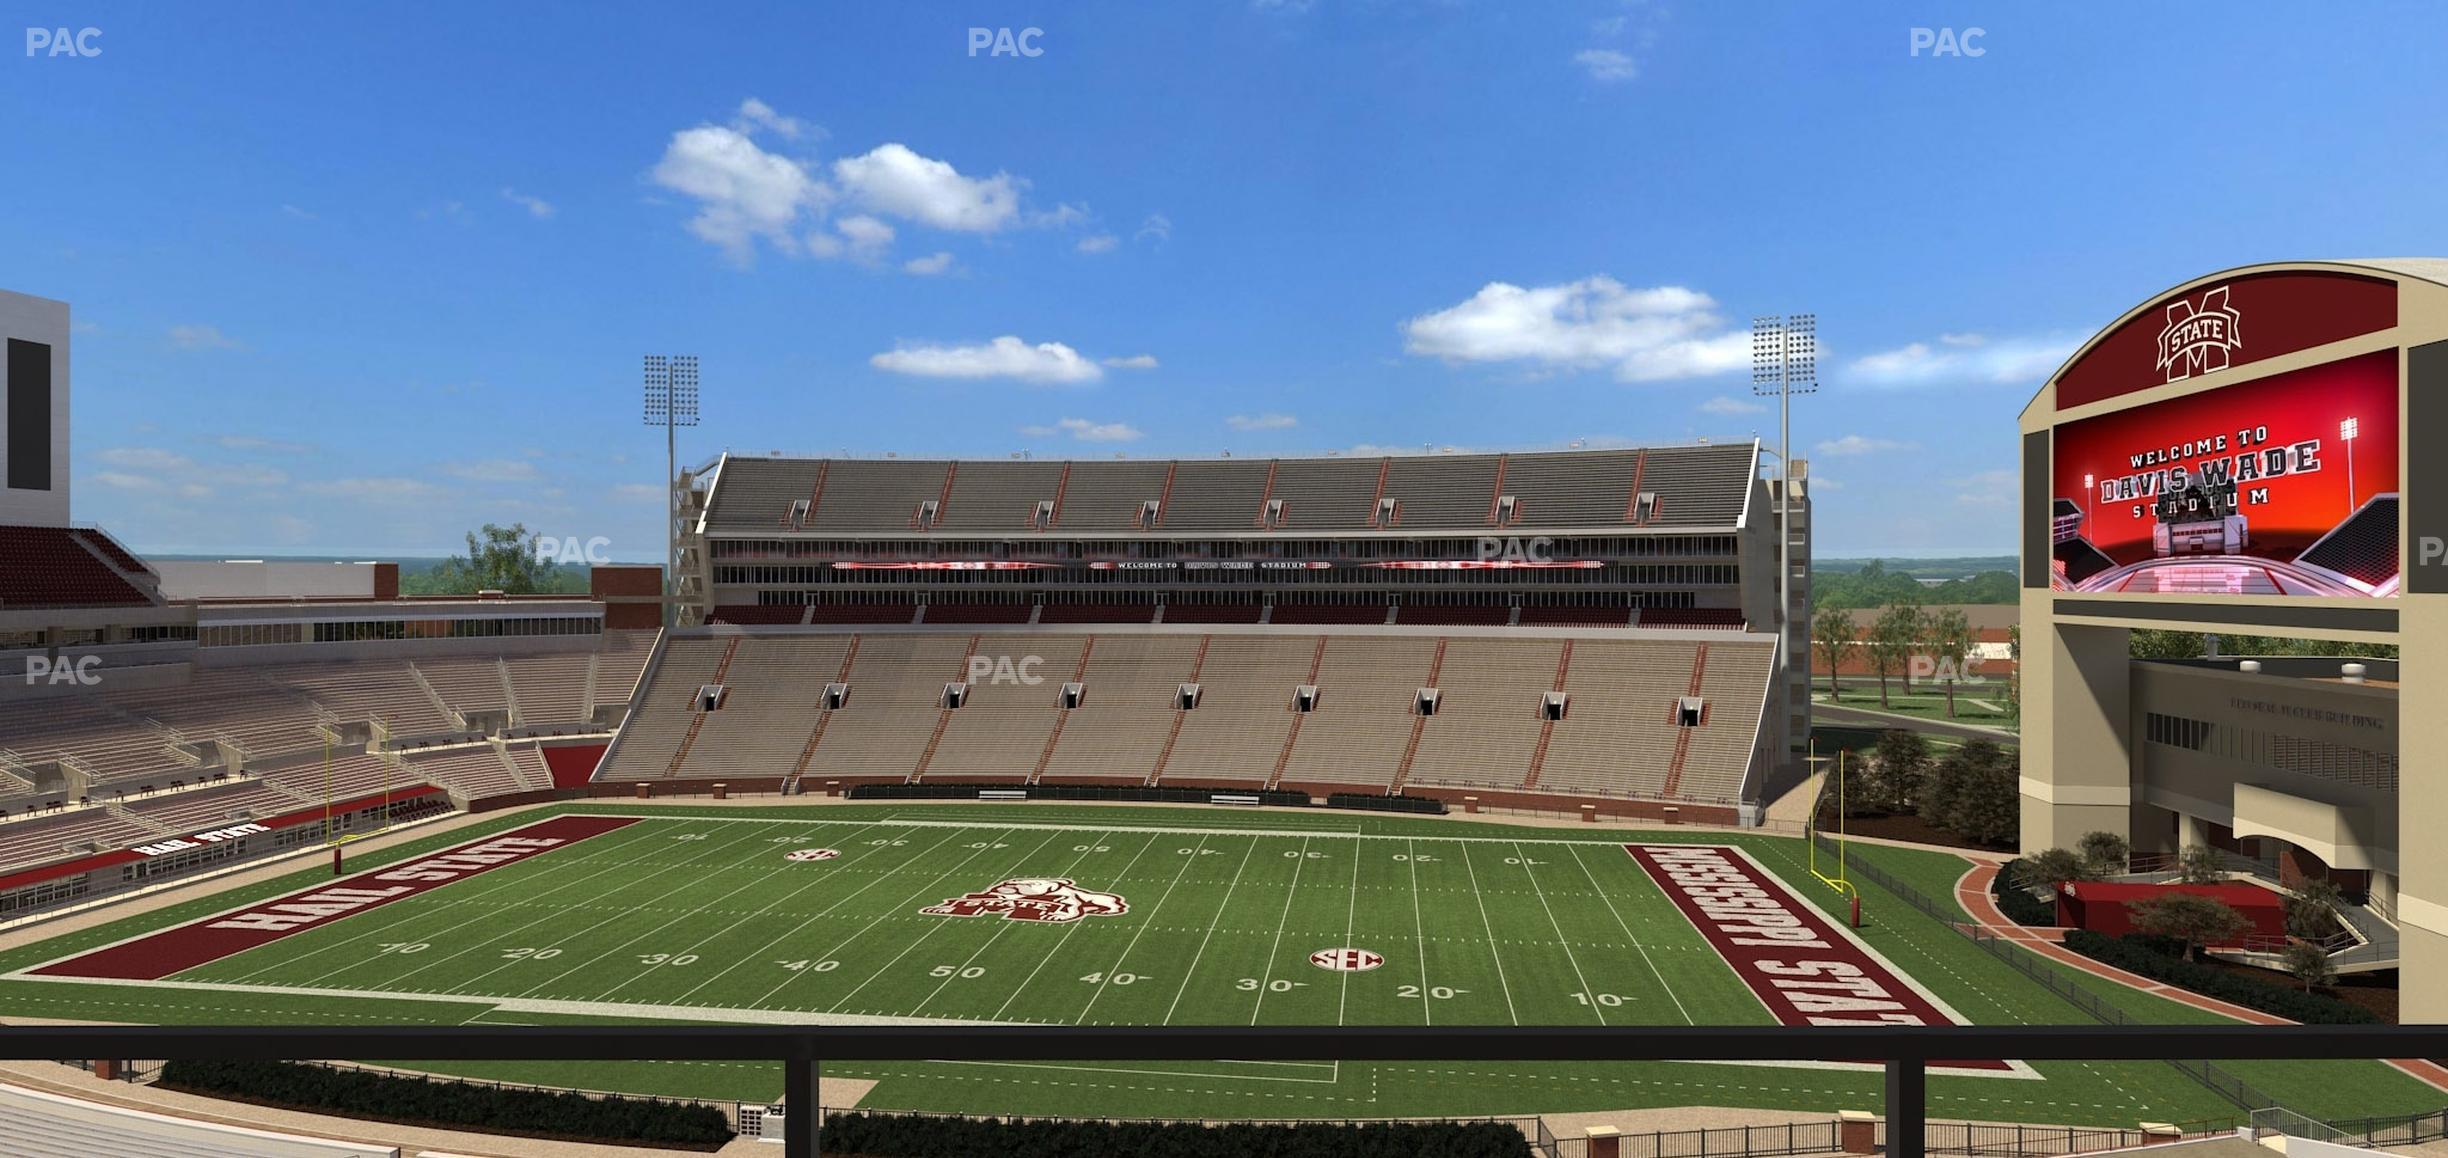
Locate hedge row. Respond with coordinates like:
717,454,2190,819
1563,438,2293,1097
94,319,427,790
1989,859,2059,926
2060,930,2379,1024
819,1111,1533,1158
159,1059,732,1147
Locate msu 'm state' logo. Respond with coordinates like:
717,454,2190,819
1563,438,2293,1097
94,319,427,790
921,878,1128,924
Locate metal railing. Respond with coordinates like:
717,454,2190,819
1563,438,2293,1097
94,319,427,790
10,1024,2448,1158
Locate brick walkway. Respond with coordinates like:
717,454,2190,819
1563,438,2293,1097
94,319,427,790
1952,859,2448,1094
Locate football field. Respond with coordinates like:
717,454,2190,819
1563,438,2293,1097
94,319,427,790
4,803,2440,1125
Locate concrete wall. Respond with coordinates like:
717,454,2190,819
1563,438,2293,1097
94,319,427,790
156,560,385,601
0,289,70,526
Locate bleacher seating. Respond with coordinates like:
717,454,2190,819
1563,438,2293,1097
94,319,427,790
105,670,328,758
401,746,531,799
921,603,1036,624
700,444,1762,535
1038,603,1157,624
0,526,154,608
804,604,921,624
1638,608,1747,629
256,752,426,802
1157,603,1265,624
1268,604,1391,625
68,527,154,578
278,661,454,738
119,781,300,831
0,811,155,873
1520,606,1633,627
0,1078,395,1157
573,627,1779,807
1396,605,1511,626
708,604,808,625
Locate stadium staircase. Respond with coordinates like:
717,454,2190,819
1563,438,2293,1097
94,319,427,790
1658,643,1708,797
1263,637,1328,789
782,635,860,795
1143,634,1210,784
661,638,740,777
1028,637,1096,783
907,634,983,782
1388,638,1447,791
1519,640,1573,790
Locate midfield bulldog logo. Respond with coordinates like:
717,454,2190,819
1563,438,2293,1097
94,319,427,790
921,878,1128,924
2157,285,2243,382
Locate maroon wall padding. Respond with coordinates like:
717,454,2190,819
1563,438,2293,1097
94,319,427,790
2054,880,2286,944
541,743,610,789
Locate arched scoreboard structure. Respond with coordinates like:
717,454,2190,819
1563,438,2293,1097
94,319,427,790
2020,259,2448,1016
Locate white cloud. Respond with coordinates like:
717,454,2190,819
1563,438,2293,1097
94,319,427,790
1951,469,2019,510
168,324,242,351
96,447,195,471
305,477,444,503
833,143,1021,233
1022,417,1145,442
734,97,809,140
611,483,664,503
88,446,287,500
443,459,542,483
903,251,956,276
211,434,314,454
1699,396,1767,416
870,336,1105,384
1401,276,1750,382
280,204,317,221
500,188,556,219
1100,354,1159,370
1077,233,1120,254
1575,48,1638,82
650,123,830,262
825,214,896,262
1228,413,1298,431
1134,214,1172,244
1816,434,1917,457
1846,332,2079,388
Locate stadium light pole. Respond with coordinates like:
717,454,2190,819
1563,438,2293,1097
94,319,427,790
644,355,700,628
1754,314,1816,768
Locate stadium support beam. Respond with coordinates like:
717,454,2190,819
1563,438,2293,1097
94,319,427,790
2400,596,2448,1021
1884,1060,1925,1158
2016,610,2132,854
786,1055,817,1158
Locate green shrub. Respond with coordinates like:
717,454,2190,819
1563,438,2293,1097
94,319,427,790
158,1059,732,1146
2060,930,2378,1025
1990,858,2060,926
818,1110,1534,1157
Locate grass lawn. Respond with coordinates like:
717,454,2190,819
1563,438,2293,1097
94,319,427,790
1,802,2434,1126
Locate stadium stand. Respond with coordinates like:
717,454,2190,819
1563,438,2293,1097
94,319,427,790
118,781,301,832
105,670,330,761
1380,453,1504,527
936,459,1068,530
1156,603,1265,624
1520,605,1635,627
1402,638,1561,790
1045,459,1172,530
0,526,155,608
277,661,455,740
1146,634,1315,786
401,745,536,799
920,602,1035,624
678,635,854,781
1151,459,1274,530
1268,604,1394,625
1638,608,1748,629
708,604,807,625
1034,634,1205,783
1264,457,1392,529
0,1080,396,1158
804,604,922,624
0,811,154,873
1396,605,1512,626
1275,636,1440,788
1529,639,1702,798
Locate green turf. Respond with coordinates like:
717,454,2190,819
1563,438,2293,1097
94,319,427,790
2,802,2437,1126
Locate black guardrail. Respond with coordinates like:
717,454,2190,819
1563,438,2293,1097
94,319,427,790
6,1025,2448,1158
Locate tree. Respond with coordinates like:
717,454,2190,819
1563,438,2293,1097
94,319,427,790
2012,848,2092,897
2129,893,2250,962
1868,729,1930,814
2282,942,2338,992
1813,602,1861,701
2285,877,2345,940
2174,844,2229,885
1865,603,1923,708
2077,831,2131,877
408,523,563,596
1926,606,1976,718
1938,739,2019,846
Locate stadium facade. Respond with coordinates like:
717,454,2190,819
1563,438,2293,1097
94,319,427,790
2018,259,2448,1015
602,444,1810,819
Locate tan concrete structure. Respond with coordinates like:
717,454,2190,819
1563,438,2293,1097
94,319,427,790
2019,259,2448,1018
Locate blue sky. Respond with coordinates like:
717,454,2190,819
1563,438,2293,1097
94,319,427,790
7,1,2445,560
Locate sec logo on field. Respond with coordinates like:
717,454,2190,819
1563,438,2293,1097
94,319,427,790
786,849,841,862
1309,947,1383,972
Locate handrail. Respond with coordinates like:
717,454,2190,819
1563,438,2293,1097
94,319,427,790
7,1024,2448,1158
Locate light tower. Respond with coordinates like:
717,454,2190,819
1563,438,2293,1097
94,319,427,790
643,355,699,627
1753,314,1816,762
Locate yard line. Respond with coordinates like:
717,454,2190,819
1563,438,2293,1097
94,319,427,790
1567,841,1692,1025
584,822,895,1003
369,822,791,992
1406,838,1432,1025
1511,840,1607,1025
1456,840,1520,1025
1160,834,1264,1025
216,819,681,985
1075,834,1210,1024
740,827,1036,1010
908,832,1118,1017
824,828,1070,1014
1334,833,1360,1027
669,825,973,1005
1248,835,1310,1025
988,832,1164,1022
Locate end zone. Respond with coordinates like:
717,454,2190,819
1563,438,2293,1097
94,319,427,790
1627,843,2032,1078
27,815,640,982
